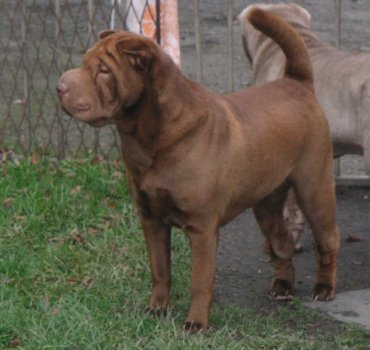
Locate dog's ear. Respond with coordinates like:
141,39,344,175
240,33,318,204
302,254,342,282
98,30,120,40
116,38,153,74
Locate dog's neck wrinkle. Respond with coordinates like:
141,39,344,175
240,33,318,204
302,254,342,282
117,86,160,141
113,87,160,174
116,58,209,174
147,59,209,150
153,58,207,112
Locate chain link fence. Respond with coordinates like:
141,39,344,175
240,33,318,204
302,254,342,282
0,0,159,159
1,0,370,185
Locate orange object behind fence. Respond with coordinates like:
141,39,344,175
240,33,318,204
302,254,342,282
125,0,180,66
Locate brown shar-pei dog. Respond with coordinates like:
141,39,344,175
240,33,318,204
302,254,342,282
57,8,340,332
239,3,370,251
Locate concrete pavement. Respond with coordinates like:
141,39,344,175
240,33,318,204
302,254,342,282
306,289,370,331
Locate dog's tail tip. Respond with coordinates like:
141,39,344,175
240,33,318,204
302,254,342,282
238,4,269,23
246,6,266,23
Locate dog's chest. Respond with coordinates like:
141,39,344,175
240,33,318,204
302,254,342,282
136,185,188,228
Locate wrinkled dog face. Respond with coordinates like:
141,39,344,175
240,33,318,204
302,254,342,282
57,31,152,127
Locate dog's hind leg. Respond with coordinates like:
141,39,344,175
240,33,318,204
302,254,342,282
283,188,306,253
253,183,296,300
292,166,340,301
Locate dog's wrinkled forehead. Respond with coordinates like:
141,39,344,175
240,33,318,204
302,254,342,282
83,35,119,65
82,31,156,69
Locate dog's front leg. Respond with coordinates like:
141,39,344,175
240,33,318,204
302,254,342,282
183,225,219,333
142,220,172,315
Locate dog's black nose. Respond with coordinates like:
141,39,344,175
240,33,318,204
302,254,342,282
56,82,69,96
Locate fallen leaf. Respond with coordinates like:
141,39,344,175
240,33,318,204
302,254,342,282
346,234,365,242
13,99,26,105
50,308,60,316
118,247,129,255
112,159,123,169
70,185,81,195
109,243,118,253
48,235,68,245
30,151,41,164
13,215,26,222
8,338,22,348
108,199,117,209
81,277,94,287
91,155,103,165
70,228,86,246
64,171,76,178
112,171,123,180
66,276,77,284
0,149,19,165
88,227,102,235
102,216,113,229
2,278,15,286
3,198,13,208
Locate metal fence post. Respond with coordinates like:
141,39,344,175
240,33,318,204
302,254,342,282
335,0,342,49
111,0,119,29
110,0,127,29
54,0,65,159
334,0,342,176
88,0,95,45
227,0,234,92
21,1,31,152
55,0,61,52
192,0,202,83
86,0,100,154
156,0,161,44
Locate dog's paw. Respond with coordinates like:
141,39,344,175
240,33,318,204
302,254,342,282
145,305,169,317
270,279,294,301
312,283,335,301
183,320,208,334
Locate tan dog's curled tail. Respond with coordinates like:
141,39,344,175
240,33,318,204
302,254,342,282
247,7,313,82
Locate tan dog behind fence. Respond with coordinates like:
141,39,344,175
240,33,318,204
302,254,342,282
57,8,340,332
239,3,370,251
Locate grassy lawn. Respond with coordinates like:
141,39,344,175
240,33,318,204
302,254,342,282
0,156,369,349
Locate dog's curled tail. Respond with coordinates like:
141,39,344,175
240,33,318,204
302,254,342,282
247,7,313,83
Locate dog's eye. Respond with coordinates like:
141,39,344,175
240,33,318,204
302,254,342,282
99,63,110,74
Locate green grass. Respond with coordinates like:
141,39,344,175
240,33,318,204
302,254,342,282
0,157,369,349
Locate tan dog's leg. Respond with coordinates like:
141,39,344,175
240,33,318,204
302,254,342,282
184,223,219,333
293,168,340,300
284,189,306,253
253,185,295,300
143,221,172,314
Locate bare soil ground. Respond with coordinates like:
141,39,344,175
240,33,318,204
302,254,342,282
178,0,370,312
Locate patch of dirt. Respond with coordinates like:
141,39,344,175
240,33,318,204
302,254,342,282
177,0,370,312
